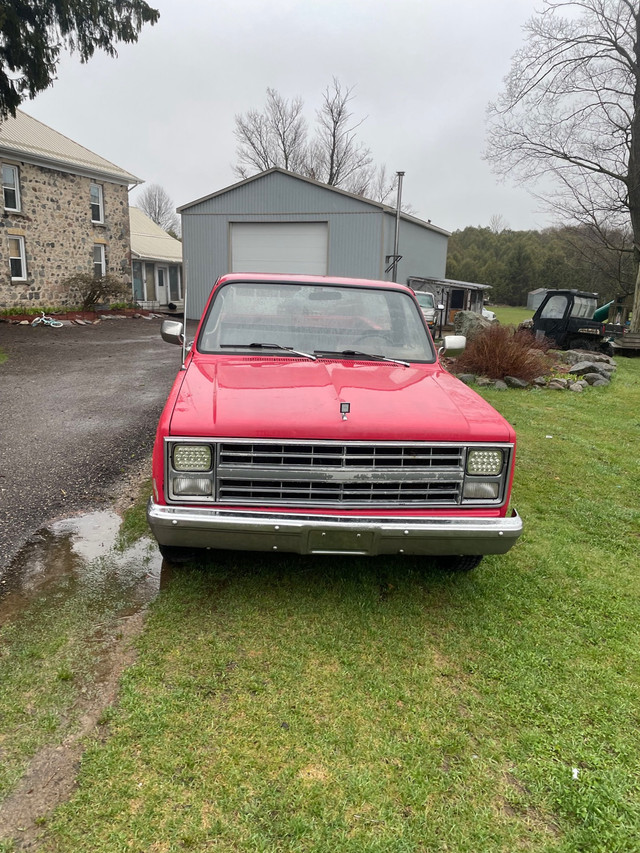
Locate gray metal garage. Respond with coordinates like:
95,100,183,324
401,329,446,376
178,168,450,319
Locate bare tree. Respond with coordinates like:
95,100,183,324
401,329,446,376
306,78,373,189
489,214,509,234
234,88,308,178
136,184,180,236
234,79,380,196
486,0,640,331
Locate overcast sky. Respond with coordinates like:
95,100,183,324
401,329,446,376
24,0,550,234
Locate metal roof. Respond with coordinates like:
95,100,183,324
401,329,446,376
409,276,491,291
178,167,450,237
130,206,182,264
0,109,141,185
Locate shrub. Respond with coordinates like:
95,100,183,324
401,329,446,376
61,274,130,311
454,324,551,381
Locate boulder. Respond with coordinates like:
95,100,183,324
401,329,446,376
548,378,569,390
504,376,530,389
569,382,584,392
493,380,508,391
457,374,477,385
582,372,605,385
565,349,616,366
453,310,494,341
568,361,612,378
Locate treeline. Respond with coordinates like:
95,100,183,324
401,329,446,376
445,225,635,306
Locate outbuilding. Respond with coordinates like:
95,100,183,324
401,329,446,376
178,168,449,319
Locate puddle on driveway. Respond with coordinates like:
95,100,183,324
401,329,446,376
0,510,165,624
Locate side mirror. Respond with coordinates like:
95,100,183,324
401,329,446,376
161,319,184,346
437,304,445,311
438,335,466,358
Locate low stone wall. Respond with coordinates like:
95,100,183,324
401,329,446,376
455,350,617,392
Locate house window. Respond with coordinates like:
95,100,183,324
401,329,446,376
93,244,106,278
8,236,27,280
90,183,104,223
2,164,21,212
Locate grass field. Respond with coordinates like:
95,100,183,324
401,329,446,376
492,304,534,326
2,361,640,852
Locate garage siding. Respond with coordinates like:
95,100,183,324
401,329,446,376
180,170,448,319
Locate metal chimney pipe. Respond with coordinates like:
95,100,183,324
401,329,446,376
392,171,404,282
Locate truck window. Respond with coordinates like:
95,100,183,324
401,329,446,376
415,292,434,309
570,297,597,318
540,295,568,319
198,281,436,362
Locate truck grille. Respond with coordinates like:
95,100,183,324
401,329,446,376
215,441,465,507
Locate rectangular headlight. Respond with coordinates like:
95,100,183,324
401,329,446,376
463,481,500,500
173,476,213,496
173,444,212,471
467,448,504,476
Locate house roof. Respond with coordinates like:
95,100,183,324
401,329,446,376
0,109,141,185
130,206,182,264
178,167,450,237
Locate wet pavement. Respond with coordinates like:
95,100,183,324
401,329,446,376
0,510,164,622
0,317,193,574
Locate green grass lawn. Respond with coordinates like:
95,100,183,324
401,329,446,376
492,304,534,326
3,362,640,853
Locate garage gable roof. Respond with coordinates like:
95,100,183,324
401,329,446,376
178,167,449,237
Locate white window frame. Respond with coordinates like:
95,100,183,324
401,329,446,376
93,244,106,278
9,235,27,280
2,164,21,212
90,183,104,224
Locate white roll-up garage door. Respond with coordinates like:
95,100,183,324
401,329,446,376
230,222,328,275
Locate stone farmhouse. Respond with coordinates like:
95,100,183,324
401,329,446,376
0,110,140,310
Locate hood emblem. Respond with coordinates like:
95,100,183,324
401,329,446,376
340,402,351,421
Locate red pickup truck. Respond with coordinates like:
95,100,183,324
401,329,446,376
148,274,522,570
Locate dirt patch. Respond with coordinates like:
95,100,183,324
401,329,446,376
0,612,145,849
0,462,161,850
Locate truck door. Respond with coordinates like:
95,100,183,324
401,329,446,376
533,293,570,345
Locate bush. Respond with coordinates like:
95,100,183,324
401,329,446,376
454,324,551,381
61,274,130,311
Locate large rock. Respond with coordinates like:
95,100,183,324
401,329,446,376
568,361,612,378
564,349,616,366
504,376,530,389
453,310,494,341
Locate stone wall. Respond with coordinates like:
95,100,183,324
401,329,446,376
0,160,131,309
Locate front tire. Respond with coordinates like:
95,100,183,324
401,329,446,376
438,555,483,572
158,544,201,565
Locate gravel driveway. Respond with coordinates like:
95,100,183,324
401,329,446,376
0,317,190,573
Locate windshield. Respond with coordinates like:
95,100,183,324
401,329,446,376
415,291,434,309
198,281,436,362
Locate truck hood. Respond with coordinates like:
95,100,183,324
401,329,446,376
168,356,514,443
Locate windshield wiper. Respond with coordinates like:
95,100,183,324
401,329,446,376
314,349,410,367
220,342,317,361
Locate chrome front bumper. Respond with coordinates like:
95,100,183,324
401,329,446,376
147,501,522,557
